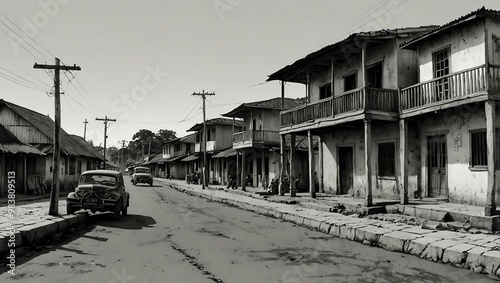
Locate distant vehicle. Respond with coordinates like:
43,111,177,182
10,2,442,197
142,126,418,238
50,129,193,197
66,170,130,220
132,166,153,186
126,167,135,175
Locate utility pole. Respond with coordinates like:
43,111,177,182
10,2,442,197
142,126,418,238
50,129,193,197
95,116,116,169
34,58,81,216
83,119,88,140
118,140,127,172
192,90,215,189
148,138,151,162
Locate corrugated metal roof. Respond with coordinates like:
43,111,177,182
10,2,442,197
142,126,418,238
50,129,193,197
181,154,198,162
69,135,105,160
212,147,238,158
222,97,306,118
0,124,43,155
0,100,99,158
187,117,243,132
401,7,500,49
267,26,438,84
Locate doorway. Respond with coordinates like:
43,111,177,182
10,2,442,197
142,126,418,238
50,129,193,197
428,136,448,198
338,146,354,195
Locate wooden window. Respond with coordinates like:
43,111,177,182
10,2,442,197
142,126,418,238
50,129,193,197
77,160,82,174
344,72,357,92
319,83,332,99
367,62,382,88
378,142,395,176
470,131,487,167
186,143,191,153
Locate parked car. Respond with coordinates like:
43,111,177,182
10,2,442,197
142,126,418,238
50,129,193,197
132,166,153,186
66,170,130,220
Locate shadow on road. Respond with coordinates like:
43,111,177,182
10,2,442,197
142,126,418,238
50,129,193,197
90,213,156,230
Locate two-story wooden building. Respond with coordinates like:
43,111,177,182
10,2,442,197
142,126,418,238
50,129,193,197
222,97,304,189
187,117,242,185
268,26,437,203
398,8,500,214
160,133,195,179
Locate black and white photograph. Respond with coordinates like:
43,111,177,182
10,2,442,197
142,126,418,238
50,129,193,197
2,1,500,282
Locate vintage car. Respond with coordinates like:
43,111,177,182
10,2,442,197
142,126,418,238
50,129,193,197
66,170,130,220
132,166,153,186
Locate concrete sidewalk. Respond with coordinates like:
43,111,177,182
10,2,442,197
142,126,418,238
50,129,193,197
157,178,500,279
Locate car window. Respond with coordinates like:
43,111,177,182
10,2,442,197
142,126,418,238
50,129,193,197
135,168,150,174
80,174,117,186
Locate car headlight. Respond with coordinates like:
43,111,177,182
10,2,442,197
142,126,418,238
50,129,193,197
104,191,111,198
76,189,84,197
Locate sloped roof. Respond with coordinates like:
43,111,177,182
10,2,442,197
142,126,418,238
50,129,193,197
0,99,97,158
187,117,243,132
401,7,500,49
0,124,43,155
267,26,438,84
223,97,306,118
161,133,196,146
144,153,163,165
212,147,238,158
69,135,105,160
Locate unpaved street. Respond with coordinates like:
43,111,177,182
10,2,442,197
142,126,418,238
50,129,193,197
0,178,496,282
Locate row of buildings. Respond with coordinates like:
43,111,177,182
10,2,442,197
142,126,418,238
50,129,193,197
145,7,500,214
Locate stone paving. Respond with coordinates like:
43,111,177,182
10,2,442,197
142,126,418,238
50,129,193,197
157,178,500,279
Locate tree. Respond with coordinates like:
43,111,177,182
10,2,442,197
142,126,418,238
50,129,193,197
128,129,177,162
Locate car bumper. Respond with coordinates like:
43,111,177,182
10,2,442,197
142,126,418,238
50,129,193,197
134,178,152,183
67,198,118,210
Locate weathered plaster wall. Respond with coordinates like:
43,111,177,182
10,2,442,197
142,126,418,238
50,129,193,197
308,39,403,102
396,37,419,88
411,104,500,206
485,17,500,65
418,20,486,82
320,122,401,200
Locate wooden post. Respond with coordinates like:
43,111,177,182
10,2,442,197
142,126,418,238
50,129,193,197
364,118,373,207
331,56,335,117
261,150,265,188
485,100,496,216
23,155,27,194
361,40,368,108
236,150,240,187
318,135,324,192
241,151,246,191
290,134,296,197
252,151,257,187
0,155,4,197
308,130,316,198
279,135,286,196
399,119,409,204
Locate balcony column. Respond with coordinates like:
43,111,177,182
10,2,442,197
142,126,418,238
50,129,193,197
399,119,409,204
252,151,258,187
361,40,368,107
279,134,286,196
236,150,240,188
486,100,496,216
261,150,266,188
290,133,296,197
331,56,335,117
318,135,324,192
241,151,246,191
364,118,373,207
307,68,311,103
308,130,316,198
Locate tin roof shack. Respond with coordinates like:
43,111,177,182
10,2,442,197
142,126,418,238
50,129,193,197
222,97,305,189
0,124,44,196
0,99,104,192
399,8,500,214
268,26,437,203
188,118,243,185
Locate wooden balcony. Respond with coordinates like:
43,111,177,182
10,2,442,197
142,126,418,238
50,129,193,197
400,65,500,118
280,87,398,130
233,130,280,149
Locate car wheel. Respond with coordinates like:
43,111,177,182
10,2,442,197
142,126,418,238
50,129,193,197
66,203,74,215
114,199,122,221
150,181,153,186
122,199,128,216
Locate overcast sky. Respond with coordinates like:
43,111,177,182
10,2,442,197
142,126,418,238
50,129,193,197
2,0,500,148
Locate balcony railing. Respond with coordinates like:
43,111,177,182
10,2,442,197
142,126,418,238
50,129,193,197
400,65,500,111
233,130,280,146
281,87,398,127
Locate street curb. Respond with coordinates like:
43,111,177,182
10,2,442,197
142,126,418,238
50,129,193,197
0,192,68,207
163,180,500,279
0,212,89,256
